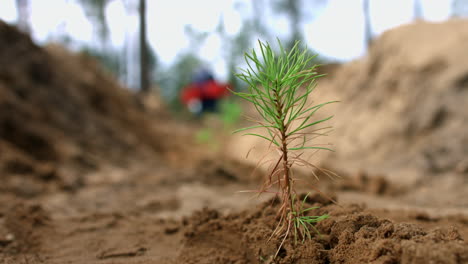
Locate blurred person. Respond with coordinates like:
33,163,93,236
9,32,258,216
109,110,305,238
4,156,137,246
180,68,230,115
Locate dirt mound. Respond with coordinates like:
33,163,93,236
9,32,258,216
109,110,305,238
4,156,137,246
176,196,468,264
0,21,169,196
316,20,468,207
228,19,468,208
321,19,468,174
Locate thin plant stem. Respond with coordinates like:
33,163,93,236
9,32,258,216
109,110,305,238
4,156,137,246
232,39,337,257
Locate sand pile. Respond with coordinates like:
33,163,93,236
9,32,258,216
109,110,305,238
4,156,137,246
322,19,468,176
309,20,468,209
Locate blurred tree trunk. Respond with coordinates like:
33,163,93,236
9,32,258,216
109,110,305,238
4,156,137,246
15,0,31,34
252,0,270,41
122,0,139,90
452,0,468,17
139,0,149,93
286,0,301,49
363,0,372,49
78,0,110,50
413,0,423,20
272,0,301,49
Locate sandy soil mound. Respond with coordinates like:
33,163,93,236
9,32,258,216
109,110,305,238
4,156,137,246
228,19,468,208
323,19,468,176
0,21,169,196
319,20,468,208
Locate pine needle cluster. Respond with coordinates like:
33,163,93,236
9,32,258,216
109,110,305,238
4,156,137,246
233,39,337,254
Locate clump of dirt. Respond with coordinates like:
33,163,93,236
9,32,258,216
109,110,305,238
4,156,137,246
1,203,53,254
176,195,468,264
0,20,172,196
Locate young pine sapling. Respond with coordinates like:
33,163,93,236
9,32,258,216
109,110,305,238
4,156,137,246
233,40,337,253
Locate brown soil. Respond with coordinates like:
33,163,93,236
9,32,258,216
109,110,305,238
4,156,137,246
176,196,468,264
0,19,467,264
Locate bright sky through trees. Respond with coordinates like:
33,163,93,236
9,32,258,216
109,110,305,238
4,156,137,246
0,0,452,78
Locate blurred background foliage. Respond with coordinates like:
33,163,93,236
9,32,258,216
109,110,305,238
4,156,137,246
5,0,468,115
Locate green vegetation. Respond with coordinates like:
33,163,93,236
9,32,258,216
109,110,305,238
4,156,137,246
232,39,337,255
219,100,243,127
290,193,329,244
194,100,243,152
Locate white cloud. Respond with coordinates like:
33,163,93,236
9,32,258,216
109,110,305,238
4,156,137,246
369,0,414,35
28,0,92,44
0,0,17,22
422,0,451,21
223,9,242,36
199,33,222,61
106,1,128,47
64,2,93,43
0,0,454,65
305,0,366,60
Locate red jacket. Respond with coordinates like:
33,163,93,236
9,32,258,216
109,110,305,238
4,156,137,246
181,80,230,105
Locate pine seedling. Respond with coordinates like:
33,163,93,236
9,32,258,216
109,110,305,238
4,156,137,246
232,39,337,254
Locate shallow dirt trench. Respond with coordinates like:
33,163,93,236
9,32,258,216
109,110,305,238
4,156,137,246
0,161,467,264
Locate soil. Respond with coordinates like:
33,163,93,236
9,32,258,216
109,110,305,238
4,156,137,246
0,19,467,263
